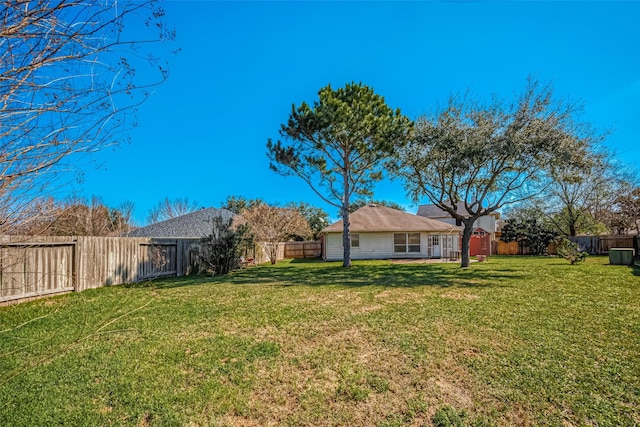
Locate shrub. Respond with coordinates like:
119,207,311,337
501,218,559,255
556,238,589,264
200,216,253,275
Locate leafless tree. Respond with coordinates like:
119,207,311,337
544,153,630,236
146,197,201,224
15,195,135,236
242,204,311,264
605,187,640,234
0,0,173,234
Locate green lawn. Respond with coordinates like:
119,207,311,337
1,256,639,426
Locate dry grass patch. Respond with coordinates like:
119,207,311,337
440,289,480,300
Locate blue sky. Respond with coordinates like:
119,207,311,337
63,1,640,224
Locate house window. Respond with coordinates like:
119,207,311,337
408,233,421,253
394,233,421,253
351,233,360,248
394,233,406,253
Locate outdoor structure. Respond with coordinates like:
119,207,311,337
417,202,499,256
321,204,461,261
126,207,235,238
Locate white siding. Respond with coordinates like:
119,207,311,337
324,232,460,261
418,213,497,233
475,215,497,233
435,217,457,226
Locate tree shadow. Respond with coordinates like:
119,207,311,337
123,256,533,291
227,259,524,289
123,274,221,289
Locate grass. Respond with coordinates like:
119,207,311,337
1,256,639,426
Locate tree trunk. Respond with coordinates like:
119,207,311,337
460,220,474,268
569,223,577,237
341,165,352,268
341,204,351,267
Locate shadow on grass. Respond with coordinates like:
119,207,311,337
124,258,528,291
123,274,225,290
244,259,519,288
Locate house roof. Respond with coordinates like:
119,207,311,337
126,207,235,238
417,202,500,219
322,205,461,234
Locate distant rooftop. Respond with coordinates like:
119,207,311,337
417,202,500,219
322,204,460,233
126,207,234,238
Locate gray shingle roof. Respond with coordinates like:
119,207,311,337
417,202,501,219
322,205,461,234
126,208,235,238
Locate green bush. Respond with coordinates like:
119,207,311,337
556,239,589,264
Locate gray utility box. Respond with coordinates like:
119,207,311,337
609,248,635,265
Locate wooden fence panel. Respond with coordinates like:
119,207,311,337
253,243,286,264
284,241,322,259
138,241,178,280
569,235,634,255
1,236,204,303
496,241,520,255
0,237,75,302
176,239,202,275
569,236,599,254
2,235,315,304
598,236,634,253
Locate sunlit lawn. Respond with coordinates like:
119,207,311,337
1,256,638,426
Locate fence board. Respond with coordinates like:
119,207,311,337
569,235,634,255
0,237,75,301
284,241,322,259
496,241,521,255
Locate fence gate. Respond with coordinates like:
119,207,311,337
138,242,178,280
1,241,76,303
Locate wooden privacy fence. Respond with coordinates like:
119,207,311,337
1,236,323,304
569,235,635,255
496,235,636,256
496,241,557,255
496,241,521,255
0,236,201,304
284,241,322,259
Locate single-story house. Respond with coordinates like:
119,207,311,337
125,208,235,238
321,204,462,261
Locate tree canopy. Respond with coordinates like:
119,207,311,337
222,195,265,215
267,82,412,267
0,0,173,233
500,215,559,255
146,197,202,225
541,152,629,236
242,204,311,264
222,196,328,240
607,187,640,234
395,78,599,267
16,196,134,236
